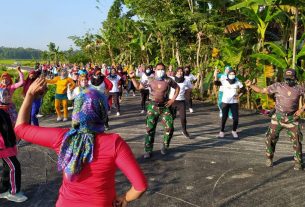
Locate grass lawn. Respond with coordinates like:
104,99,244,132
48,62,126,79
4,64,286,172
0,59,39,67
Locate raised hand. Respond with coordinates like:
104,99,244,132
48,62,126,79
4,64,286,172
27,77,47,97
128,71,135,79
245,80,252,87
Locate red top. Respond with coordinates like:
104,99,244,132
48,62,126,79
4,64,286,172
15,123,147,207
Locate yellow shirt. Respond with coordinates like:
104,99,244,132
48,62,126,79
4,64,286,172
46,76,76,95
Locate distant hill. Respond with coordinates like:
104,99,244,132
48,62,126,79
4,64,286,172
0,46,42,59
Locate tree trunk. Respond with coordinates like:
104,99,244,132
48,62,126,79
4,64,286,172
292,7,298,69
196,32,202,68
175,42,181,66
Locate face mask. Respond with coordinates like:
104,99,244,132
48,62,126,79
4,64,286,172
145,69,152,76
285,78,296,87
155,70,165,80
110,74,117,79
228,75,235,80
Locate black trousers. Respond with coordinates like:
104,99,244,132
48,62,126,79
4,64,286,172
221,103,239,132
185,90,193,108
172,100,187,132
140,89,149,110
0,156,21,194
109,92,120,112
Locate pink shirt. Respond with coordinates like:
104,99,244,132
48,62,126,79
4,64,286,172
15,123,147,207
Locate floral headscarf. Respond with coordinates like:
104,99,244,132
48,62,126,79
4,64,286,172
57,87,108,180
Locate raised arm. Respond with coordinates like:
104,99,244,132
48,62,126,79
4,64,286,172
68,77,76,91
10,67,25,90
15,77,66,151
129,71,144,90
46,76,59,84
245,80,269,94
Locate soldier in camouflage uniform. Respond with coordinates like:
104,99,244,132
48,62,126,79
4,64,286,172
129,63,180,159
246,69,305,170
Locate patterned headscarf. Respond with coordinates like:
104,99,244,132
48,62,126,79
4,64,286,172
0,73,13,86
57,87,108,180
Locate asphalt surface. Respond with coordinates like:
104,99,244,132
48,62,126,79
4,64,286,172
1,94,305,207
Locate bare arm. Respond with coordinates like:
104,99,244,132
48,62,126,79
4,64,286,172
129,71,144,90
245,80,268,94
10,67,24,89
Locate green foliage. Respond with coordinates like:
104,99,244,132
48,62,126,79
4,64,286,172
0,46,42,60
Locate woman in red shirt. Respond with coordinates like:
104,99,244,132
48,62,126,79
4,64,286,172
15,78,147,207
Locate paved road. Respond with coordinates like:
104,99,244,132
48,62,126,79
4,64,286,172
1,94,305,207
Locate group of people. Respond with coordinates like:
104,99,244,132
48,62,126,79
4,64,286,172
213,66,304,171
0,62,304,206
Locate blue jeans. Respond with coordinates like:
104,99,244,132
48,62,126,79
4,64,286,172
30,98,42,126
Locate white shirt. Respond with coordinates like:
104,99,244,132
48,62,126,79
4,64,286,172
184,74,197,89
220,79,243,104
136,69,153,89
169,77,192,101
67,86,82,100
107,75,121,93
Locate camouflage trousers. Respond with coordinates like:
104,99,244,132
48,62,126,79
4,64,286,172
144,103,174,152
266,113,303,164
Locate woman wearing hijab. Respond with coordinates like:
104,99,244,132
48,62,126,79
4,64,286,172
15,78,147,207
23,70,42,126
0,66,24,126
46,68,76,122
107,68,122,116
0,88,27,203
136,65,154,114
214,70,245,138
169,67,193,139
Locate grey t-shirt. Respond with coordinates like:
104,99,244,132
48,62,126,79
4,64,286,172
267,82,305,113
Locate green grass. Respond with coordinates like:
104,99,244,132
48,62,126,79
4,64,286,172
0,59,39,67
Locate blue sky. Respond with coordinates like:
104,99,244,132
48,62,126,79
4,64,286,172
0,0,114,50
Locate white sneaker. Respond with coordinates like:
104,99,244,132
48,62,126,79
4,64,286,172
56,117,62,122
68,106,74,110
0,191,28,202
232,131,239,138
116,112,120,116
63,118,68,122
36,113,44,118
140,110,145,114
218,131,225,138
132,93,136,97
108,111,111,115
189,108,194,113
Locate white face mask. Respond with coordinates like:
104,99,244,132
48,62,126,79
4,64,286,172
156,70,165,79
228,75,235,80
